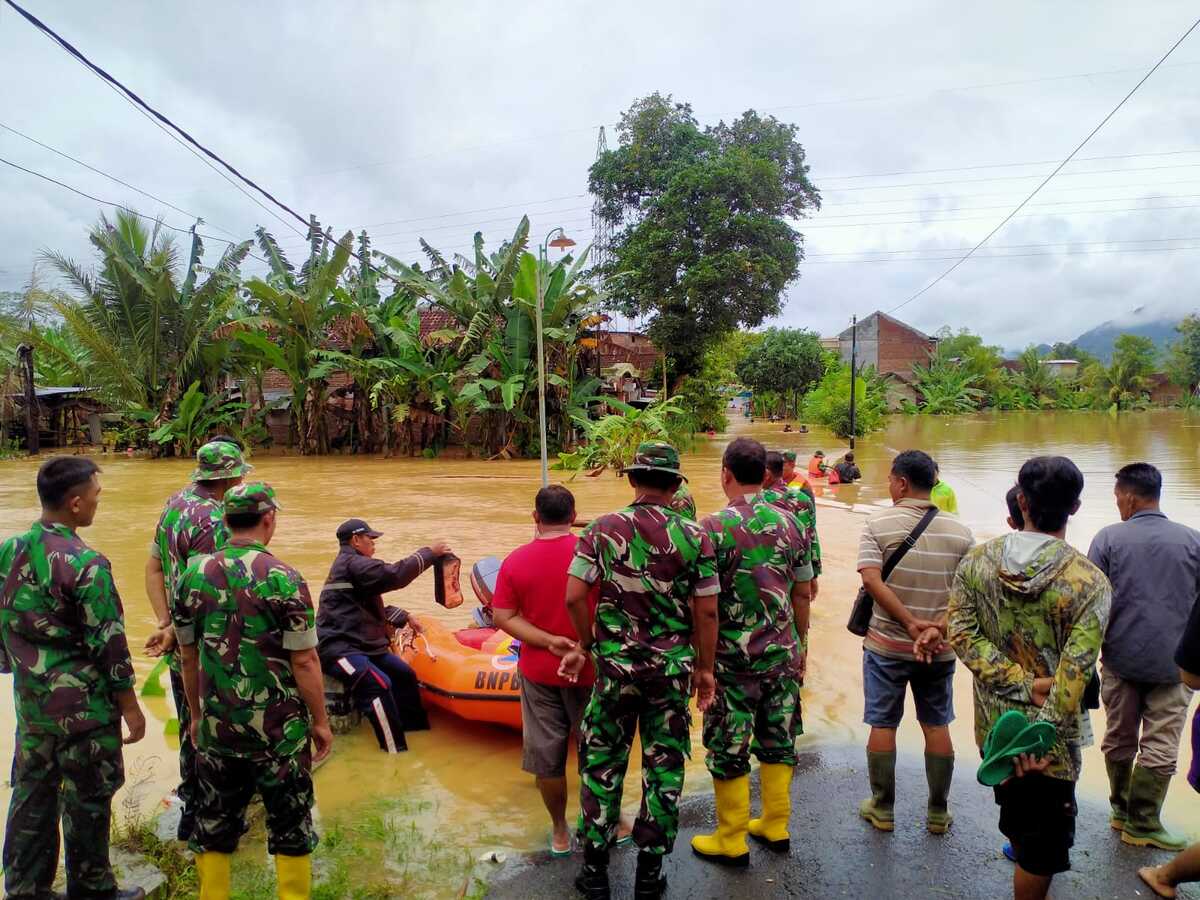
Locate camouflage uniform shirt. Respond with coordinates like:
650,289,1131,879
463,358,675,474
173,541,317,758
0,522,135,735
669,485,697,521
701,497,813,676
761,478,822,576
153,484,230,601
569,501,719,680
948,533,1111,781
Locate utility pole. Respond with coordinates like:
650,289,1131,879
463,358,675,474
17,344,38,455
848,316,857,451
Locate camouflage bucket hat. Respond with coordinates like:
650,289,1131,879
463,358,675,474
782,450,798,462
624,441,686,481
192,440,253,482
224,482,282,514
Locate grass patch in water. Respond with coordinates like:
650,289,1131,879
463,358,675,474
114,795,493,899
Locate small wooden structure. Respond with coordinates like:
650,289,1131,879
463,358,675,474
7,386,104,450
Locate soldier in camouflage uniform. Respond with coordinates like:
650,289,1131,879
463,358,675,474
669,483,697,520
562,442,720,900
691,438,813,867
0,457,147,900
145,439,249,841
173,483,333,900
948,457,1111,896
762,450,822,594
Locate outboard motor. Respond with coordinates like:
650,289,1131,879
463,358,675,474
470,556,502,627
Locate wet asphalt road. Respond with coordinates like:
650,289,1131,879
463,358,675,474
485,744,1191,899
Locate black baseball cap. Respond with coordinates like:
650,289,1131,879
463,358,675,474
337,518,383,542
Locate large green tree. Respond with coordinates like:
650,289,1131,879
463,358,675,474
589,93,820,377
735,327,825,416
1167,314,1200,394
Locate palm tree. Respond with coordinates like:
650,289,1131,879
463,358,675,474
1016,347,1059,408
43,211,250,420
233,222,357,454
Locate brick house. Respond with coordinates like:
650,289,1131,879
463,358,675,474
1148,373,1184,406
834,311,937,409
596,330,660,376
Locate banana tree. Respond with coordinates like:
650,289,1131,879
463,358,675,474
148,380,247,455
233,223,356,454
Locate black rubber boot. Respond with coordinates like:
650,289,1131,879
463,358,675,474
633,851,667,900
574,845,610,900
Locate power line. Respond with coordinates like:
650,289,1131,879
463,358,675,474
817,148,1200,181
888,14,1200,315
807,244,1200,264
0,120,239,239
808,191,1200,221
807,234,1200,257
803,201,1200,230
0,153,255,251
828,161,1200,193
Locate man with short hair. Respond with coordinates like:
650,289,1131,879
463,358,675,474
0,457,147,900
175,482,333,900
949,456,1110,900
562,442,719,900
691,438,813,867
494,485,628,856
762,451,822,598
834,452,861,484
857,450,974,835
145,439,250,840
1088,462,1200,850
317,521,451,753
781,450,813,498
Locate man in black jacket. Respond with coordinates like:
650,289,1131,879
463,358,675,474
317,519,450,752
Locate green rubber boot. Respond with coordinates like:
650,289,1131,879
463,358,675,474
859,750,896,832
1105,757,1133,831
1122,765,1187,851
925,752,955,835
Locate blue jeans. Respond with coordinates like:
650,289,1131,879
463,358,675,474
328,653,429,752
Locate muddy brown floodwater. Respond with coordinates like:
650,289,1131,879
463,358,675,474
0,409,1198,892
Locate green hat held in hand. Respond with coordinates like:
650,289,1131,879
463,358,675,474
192,440,253,482
224,482,282,515
976,710,1057,787
624,441,686,480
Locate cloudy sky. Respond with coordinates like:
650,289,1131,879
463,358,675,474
2,1,1198,349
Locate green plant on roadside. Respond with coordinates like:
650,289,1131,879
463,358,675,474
556,397,693,472
910,355,985,414
800,363,886,438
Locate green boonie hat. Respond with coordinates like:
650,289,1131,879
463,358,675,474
624,441,686,481
224,482,282,515
976,710,1057,787
782,450,798,462
192,440,252,482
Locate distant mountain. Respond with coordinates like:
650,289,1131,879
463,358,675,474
1071,307,1183,363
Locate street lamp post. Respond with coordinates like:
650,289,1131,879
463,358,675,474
536,227,576,486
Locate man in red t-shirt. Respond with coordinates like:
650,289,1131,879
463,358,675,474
494,485,627,855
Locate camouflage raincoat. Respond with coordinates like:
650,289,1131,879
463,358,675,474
948,533,1111,781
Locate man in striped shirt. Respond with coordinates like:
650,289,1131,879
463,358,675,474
856,450,974,835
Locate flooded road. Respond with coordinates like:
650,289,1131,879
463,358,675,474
0,409,1197,892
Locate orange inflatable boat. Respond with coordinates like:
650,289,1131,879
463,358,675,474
400,618,523,731
399,556,522,731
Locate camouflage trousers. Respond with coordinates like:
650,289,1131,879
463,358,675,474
190,748,318,856
704,670,801,779
3,725,124,900
577,672,691,855
169,665,197,840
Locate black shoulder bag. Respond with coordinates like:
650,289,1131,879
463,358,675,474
848,507,939,636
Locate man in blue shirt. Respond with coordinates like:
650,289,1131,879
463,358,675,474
1088,463,1200,852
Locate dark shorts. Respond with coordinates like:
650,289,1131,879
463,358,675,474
520,678,592,777
862,649,955,728
994,774,1077,877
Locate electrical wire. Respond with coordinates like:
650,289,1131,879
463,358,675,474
886,14,1200,314
0,120,240,239
807,244,1200,264
806,234,1200,257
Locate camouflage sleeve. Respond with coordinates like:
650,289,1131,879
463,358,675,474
792,515,814,582
1036,575,1111,729
568,526,601,585
149,540,161,560
803,496,822,576
946,560,1034,702
0,540,12,673
270,566,318,652
693,529,720,597
76,553,135,692
193,509,229,556
172,560,201,646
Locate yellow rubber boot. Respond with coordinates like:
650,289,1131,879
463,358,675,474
275,853,313,900
748,763,794,851
195,851,232,900
690,775,750,867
